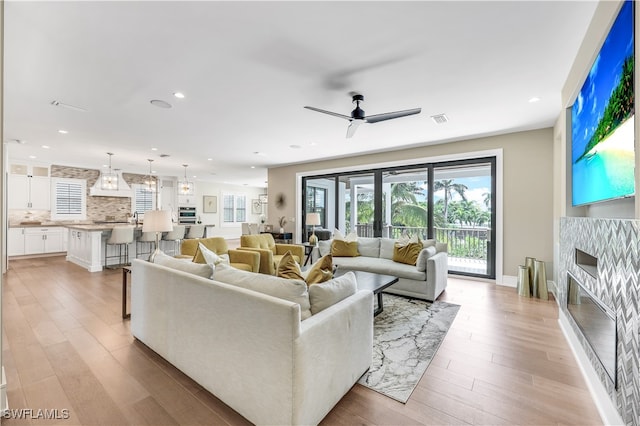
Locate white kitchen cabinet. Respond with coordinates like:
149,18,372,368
8,228,26,256
23,227,64,254
8,172,51,210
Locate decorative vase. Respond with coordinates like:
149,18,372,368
279,227,284,234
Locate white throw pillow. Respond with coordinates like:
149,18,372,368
308,271,357,315
333,229,357,242
153,251,213,279
416,246,437,272
214,263,312,320
422,239,436,248
197,242,230,266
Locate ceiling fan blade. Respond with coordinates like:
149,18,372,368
346,119,363,138
364,108,422,124
304,106,352,120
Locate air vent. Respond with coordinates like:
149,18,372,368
430,113,448,124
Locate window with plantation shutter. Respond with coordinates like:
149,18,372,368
51,178,86,220
131,184,156,217
222,193,247,224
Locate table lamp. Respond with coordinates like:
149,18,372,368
143,210,173,262
306,212,321,245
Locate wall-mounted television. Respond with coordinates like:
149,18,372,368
571,0,635,207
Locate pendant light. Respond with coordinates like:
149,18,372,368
179,164,194,195
144,159,156,193
101,152,119,190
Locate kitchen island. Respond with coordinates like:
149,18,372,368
64,223,215,272
65,223,143,272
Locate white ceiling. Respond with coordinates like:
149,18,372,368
4,1,598,187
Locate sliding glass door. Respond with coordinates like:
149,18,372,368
302,157,496,279
433,159,495,277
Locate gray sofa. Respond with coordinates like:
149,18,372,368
318,237,448,301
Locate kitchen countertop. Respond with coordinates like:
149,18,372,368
65,223,143,231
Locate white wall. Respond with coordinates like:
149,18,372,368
193,180,266,239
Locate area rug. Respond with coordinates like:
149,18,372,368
357,294,460,403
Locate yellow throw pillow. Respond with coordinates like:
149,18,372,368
304,254,333,285
331,240,359,257
393,242,422,265
276,251,305,281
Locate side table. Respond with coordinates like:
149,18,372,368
122,266,131,319
302,243,317,266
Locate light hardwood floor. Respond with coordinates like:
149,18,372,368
2,255,602,425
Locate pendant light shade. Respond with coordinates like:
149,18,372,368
145,159,157,192
179,164,194,195
101,152,119,190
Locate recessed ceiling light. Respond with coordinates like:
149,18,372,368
207,158,213,161
253,151,267,156
29,155,36,159
58,129,68,134
250,166,255,169
289,144,301,149
42,145,50,149
528,97,541,103
159,153,170,158
151,147,158,151
150,99,172,109
309,142,317,146
173,92,185,99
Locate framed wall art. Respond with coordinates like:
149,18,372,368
251,199,263,214
203,195,217,213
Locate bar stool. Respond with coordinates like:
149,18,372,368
161,225,186,256
136,231,157,259
185,224,205,239
105,226,134,269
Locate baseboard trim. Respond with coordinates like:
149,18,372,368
558,310,623,425
499,274,517,287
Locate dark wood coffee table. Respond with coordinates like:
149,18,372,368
334,269,399,316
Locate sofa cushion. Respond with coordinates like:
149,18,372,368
357,237,380,258
380,238,396,260
215,263,312,320
276,251,305,280
334,257,426,281
153,251,213,278
331,240,359,257
308,271,357,315
304,254,333,285
416,246,437,272
393,242,422,265
318,239,332,257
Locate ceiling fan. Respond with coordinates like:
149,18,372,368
304,93,421,138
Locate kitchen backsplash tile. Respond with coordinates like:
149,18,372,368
50,165,152,222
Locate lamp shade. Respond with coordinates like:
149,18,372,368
142,210,173,233
306,213,321,226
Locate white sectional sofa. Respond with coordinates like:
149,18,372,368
130,258,373,426
318,237,448,301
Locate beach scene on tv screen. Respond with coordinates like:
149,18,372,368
572,0,634,206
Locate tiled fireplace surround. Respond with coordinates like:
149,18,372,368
559,217,640,424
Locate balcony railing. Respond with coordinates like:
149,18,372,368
353,223,489,262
